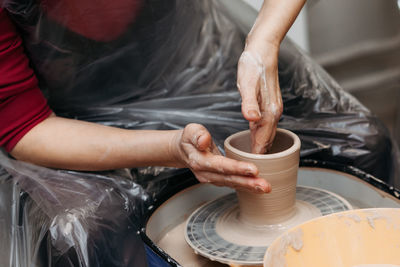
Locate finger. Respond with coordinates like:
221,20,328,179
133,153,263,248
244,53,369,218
237,58,261,122
252,126,273,154
198,154,259,177
250,121,267,154
196,171,271,193
250,117,277,154
238,84,261,122
197,131,212,151
264,124,277,151
183,123,211,152
261,72,283,119
210,140,221,155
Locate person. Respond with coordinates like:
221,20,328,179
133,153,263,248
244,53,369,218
0,0,305,195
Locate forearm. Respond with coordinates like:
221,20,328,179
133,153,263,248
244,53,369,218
9,116,271,193
247,0,306,52
10,115,183,171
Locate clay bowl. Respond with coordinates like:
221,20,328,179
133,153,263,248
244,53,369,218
264,208,400,267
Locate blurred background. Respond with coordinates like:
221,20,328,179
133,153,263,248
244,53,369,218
244,0,400,147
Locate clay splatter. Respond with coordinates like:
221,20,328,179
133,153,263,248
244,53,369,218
264,228,304,267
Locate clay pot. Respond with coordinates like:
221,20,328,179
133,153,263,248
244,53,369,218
224,128,301,225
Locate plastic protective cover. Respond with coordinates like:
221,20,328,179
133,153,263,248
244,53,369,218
0,0,398,266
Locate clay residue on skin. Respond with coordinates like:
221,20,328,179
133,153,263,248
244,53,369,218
239,51,263,75
264,228,304,267
97,145,112,163
269,103,278,116
238,50,273,109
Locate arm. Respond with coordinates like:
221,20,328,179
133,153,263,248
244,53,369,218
11,118,270,193
0,8,270,194
238,0,306,153
11,115,182,170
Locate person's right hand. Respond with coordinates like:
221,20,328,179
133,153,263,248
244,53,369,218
236,0,306,154
237,43,283,154
171,123,271,194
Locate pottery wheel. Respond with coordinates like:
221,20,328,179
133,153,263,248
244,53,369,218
184,186,352,265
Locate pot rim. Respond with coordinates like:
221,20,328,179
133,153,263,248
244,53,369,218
224,128,301,160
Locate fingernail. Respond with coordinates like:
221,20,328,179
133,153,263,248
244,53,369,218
255,186,266,194
195,133,205,149
265,184,271,193
248,110,260,119
245,168,255,176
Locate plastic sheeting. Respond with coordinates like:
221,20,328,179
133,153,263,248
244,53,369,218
0,0,398,266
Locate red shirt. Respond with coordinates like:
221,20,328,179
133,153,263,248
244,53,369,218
0,8,52,152
0,1,142,152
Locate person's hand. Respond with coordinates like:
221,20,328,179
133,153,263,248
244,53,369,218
237,42,283,154
171,123,270,194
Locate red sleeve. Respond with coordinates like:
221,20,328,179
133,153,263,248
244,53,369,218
0,8,52,152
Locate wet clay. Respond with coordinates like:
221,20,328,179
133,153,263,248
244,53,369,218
156,221,262,267
263,228,304,267
215,200,320,247
157,219,262,267
157,220,227,267
184,185,350,265
224,129,302,226
184,129,340,266
190,128,320,262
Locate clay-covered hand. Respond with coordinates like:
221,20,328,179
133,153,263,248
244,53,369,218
237,43,283,154
171,123,270,194
237,0,306,154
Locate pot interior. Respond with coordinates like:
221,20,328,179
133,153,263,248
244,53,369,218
228,130,294,154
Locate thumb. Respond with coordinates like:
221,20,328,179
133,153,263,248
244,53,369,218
185,123,212,151
196,131,212,151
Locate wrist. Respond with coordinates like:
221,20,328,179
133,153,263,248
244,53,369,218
243,39,279,69
246,17,281,51
168,129,185,168
246,34,280,53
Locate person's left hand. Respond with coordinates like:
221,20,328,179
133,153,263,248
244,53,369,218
237,43,283,154
171,123,271,193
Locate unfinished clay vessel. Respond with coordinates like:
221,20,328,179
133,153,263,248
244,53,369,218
224,128,301,225
184,128,352,266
